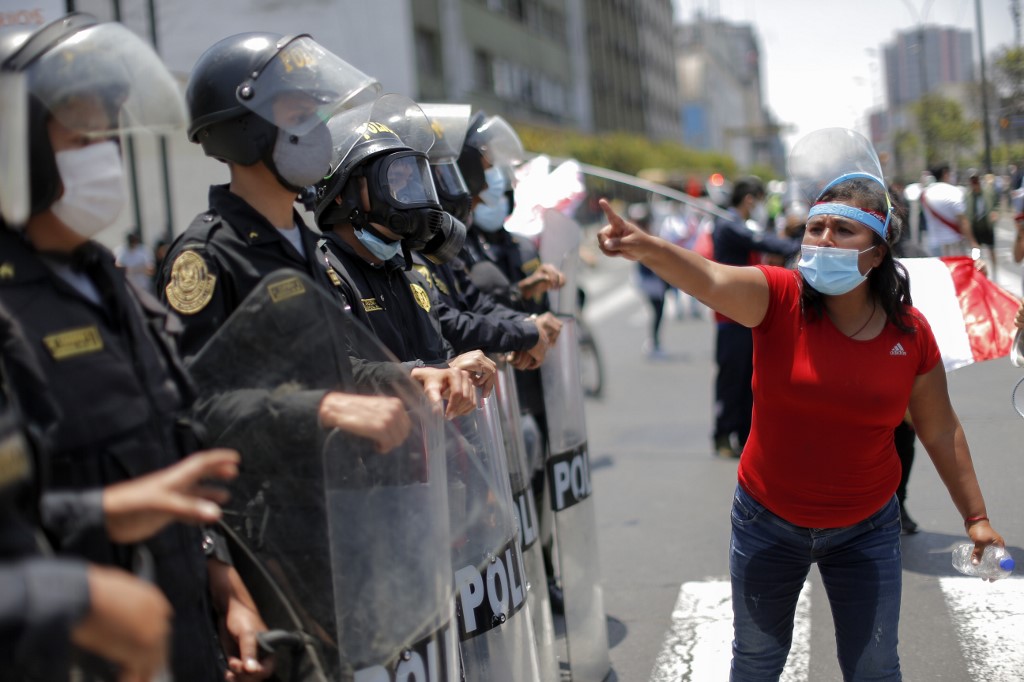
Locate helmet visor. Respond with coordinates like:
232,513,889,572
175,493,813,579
419,102,471,162
431,160,469,198
26,22,187,137
236,35,380,138
474,115,524,168
326,93,435,174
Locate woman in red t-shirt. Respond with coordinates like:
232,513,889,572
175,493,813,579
596,172,1005,681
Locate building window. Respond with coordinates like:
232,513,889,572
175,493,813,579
473,49,494,92
414,29,440,78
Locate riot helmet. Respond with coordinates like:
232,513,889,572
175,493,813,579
314,94,465,264
0,13,187,227
419,102,473,223
186,32,380,193
457,112,525,198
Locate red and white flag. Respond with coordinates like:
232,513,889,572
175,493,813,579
900,256,1020,371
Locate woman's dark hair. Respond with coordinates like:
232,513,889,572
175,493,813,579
800,177,916,333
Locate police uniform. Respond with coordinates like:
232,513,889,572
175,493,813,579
461,229,549,419
158,184,358,359
0,303,99,680
412,254,540,355
319,232,451,364
0,230,224,680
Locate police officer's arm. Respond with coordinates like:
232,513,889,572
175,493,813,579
1,559,171,680
436,296,541,355
597,199,770,328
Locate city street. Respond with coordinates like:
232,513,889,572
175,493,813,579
573,218,1024,681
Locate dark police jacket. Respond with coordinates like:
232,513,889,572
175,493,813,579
0,230,222,680
1,304,94,681
319,231,451,364
157,184,358,360
461,228,548,415
413,254,540,356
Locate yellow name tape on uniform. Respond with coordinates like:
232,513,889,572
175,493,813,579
43,325,103,360
362,297,382,312
267,276,306,303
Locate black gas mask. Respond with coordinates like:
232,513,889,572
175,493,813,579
430,160,473,224
333,150,464,264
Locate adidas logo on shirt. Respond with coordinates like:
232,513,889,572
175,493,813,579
890,343,908,356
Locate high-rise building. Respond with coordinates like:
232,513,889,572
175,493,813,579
412,0,592,130
675,14,783,174
584,0,680,140
883,25,974,108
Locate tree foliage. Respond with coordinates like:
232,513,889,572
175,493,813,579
513,123,739,180
911,93,976,167
992,46,1024,116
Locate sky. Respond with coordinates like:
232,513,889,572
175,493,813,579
672,0,1018,150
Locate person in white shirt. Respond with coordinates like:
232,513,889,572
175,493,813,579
920,164,978,256
113,232,155,294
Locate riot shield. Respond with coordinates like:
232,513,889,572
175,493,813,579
494,359,559,682
540,316,611,682
187,270,458,682
450,393,542,682
538,209,582,316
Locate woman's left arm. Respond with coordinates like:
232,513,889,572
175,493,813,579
909,364,1004,550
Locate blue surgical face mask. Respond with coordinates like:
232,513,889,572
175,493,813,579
797,244,876,295
472,166,510,232
355,227,402,262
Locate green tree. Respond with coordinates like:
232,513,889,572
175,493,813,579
912,94,976,167
992,46,1024,144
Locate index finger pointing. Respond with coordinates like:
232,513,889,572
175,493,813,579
598,198,625,227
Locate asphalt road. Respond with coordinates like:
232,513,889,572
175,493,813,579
570,222,1024,682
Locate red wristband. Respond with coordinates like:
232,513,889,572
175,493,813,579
964,515,989,528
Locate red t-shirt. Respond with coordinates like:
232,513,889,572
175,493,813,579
738,266,942,528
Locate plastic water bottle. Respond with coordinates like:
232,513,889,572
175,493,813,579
951,544,1015,579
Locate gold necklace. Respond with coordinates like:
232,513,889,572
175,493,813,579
847,301,877,338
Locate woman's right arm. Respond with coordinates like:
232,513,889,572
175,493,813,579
596,199,770,327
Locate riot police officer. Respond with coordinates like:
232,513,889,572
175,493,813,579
313,94,496,395
415,104,554,369
0,15,268,680
158,31,475,424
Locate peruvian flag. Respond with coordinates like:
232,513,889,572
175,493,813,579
900,256,1020,371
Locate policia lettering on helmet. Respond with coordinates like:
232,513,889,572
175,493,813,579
313,95,496,397
0,14,269,680
413,104,554,369
158,32,475,426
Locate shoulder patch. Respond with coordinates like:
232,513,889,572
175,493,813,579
0,262,14,279
362,297,382,313
164,250,217,315
410,283,431,313
522,257,541,275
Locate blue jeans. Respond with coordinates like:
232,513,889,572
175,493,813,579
729,485,903,681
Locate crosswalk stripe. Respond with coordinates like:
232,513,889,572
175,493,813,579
939,576,1024,682
648,579,812,682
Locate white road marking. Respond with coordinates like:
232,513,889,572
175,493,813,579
583,284,642,325
648,579,812,682
939,576,1024,682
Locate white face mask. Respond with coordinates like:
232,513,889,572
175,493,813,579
750,200,768,227
50,141,128,238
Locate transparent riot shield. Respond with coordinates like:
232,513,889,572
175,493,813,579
187,270,458,682
493,359,559,682
540,317,611,682
450,394,542,682
538,209,581,317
